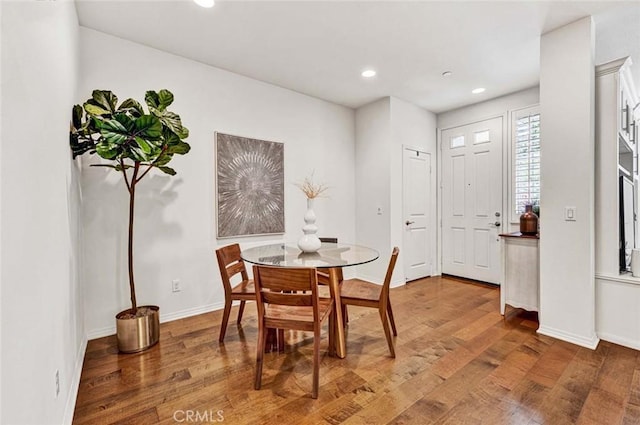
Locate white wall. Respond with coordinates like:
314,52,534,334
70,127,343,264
538,17,598,348
0,1,3,420
437,86,539,130
390,97,437,280
354,97,437,284
78,28,356,337
1,2,84,424
354,98,392,281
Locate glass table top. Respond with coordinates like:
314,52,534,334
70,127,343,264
241,242,379,269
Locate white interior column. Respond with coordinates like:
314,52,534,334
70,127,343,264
538,16,598,348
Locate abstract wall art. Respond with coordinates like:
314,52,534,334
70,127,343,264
215,132,285,238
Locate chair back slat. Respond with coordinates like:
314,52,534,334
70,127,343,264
216,244,249,293
226,261,246,279
253,265,319,312
255,267,315,292
262,292,313,307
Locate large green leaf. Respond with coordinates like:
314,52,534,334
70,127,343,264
84,90,118,116
70,133,95,159
84,102,110,116
158,166,176,176
150,109,184,136
133,115,162,140
113,113,135,132
129,146,149,162
144,91,160,109
100,119,129,145
154,152,173,167
95,140,120,160
158,90,174,110
118,98,144,117
163,129,181,145
145,89,174,112
72,105,83,129
167,141,191,155
177,126,189,139
135,136,152,154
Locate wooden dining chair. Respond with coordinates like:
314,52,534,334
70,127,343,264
252,265,335,399
215,243,256,342
319,237,338,243
340,247,399,357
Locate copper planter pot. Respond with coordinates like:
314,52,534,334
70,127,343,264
116,305,160,353
520,204,539,235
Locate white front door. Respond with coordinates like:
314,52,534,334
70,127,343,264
403,147,431,281
441,117,503,284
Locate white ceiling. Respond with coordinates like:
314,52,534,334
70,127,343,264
76,0,640,113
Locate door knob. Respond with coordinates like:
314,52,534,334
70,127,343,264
489,221,501,227
405,220,415,226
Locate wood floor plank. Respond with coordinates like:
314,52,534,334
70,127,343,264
73,276,640,425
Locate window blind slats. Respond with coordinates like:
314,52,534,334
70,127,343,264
514,113,541,215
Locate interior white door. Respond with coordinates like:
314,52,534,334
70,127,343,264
441,117,503,284
403,148,431,281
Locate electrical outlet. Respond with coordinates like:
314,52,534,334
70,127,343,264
55,370,60,399
565,206,577,221
172,279,181,292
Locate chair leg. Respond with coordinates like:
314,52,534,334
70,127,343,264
343,304,349,325
379,310,396,358
255,324,266,390
328,310,336,356
237,301,246,324
312,329,320,399
278,329,285,352
387,301,397,336
219,300,232,342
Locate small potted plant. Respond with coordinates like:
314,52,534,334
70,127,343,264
70,89,190,352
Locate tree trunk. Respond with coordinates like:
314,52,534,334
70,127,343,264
128,162,140,313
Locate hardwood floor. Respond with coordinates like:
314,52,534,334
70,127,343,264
73,276,640,424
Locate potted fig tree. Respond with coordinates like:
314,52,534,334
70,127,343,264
70,89,190,353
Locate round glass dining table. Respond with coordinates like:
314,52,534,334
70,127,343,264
241,242,379,358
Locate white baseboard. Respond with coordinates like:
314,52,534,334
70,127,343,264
87,302,227,340
537,325,600,349
63,336,88,425
160,302,226,323
390,277,405,288
597,332,640,351
87,325,117,340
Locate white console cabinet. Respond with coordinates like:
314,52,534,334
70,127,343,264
500,232,539,315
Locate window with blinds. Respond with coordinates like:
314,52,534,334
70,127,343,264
514,111,540,216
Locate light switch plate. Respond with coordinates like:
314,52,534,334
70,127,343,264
565,206,577,221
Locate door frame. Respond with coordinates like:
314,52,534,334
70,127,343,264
436,113,509,281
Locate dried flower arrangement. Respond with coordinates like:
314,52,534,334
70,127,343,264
295,173,329,199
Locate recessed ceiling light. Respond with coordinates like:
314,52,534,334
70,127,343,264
361,69,377,78
472,87,486,94
442,71,452,77
194,0,214,8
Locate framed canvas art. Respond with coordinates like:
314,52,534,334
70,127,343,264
215,132,285,238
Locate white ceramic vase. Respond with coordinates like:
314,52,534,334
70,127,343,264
297,198,322,253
